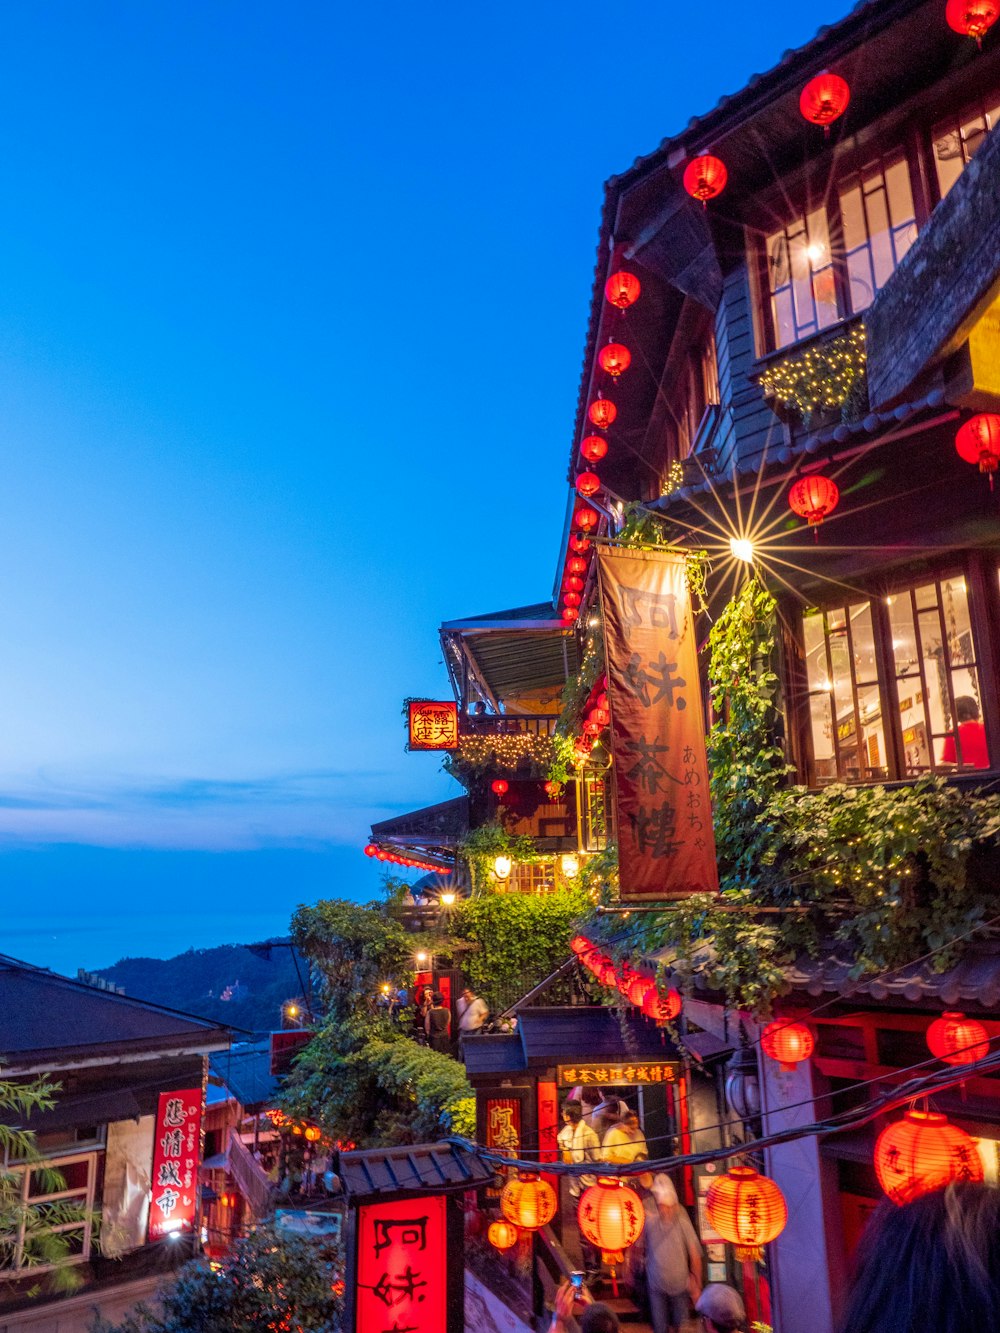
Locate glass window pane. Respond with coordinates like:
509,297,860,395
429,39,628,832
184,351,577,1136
942,577,974,664
933,122,964,196
847,251,875,313
840,181,865,251
772,289,795,349
767,231,789,288
962,111,989,159
888,595,919,676
809,693,836,783
885,156,916,230
914,582,938,611
851,603,879,684
857,685,887,778
814,266,838,328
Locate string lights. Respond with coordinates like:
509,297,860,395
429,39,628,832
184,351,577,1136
760,322,867,416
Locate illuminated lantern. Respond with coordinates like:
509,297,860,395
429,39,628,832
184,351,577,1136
705,1166,787,1260
583,718,601,736
491,779,509,796
487,1220,519,1251
563,575,585,592
597,692,609,711
562,606,577,623
567,556,588,575
304,1126,321,1142
376,849,387,861
874,1109,984,1205
593,707,610,726
576,470,601,498
363,843,377,857
598,342,631,378
955,414,1000,487
789,474,839,527
799,72,850,129
598,960,619,988
570,535,591,554
578,1178,645,1263
544,780,562,798
574,505,600,531
946,0,999,45
627,970,656,1007
683,154,728,204
570,934,594,956
927,1011,990,1065
642,986,682,1023
589,396,617,429
761,1020,815,1071
605,271,641,309
564,591,582,608
500,1174,557,1230
581,434,608,462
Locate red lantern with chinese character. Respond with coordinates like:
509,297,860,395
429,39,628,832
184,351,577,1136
491,779,509,796
593,706,610,727
874,1109,984,1206
567,555,588,575
789,474,839,526
589,397,617,429
581,438,608,468
643,986,682,1023
927,1012,990,1065
683,154,727,204
599,342,631,378
487,1220,519,1250
578,1178,645,1264
955,413,1000,487
705,1166,787,1261
605,271,641,309
761,1020,815,1071
500,1173,557,1230
799,71,850,128
946,0,999,45
576,471,601,498
570,535,591,554
574,505,599,531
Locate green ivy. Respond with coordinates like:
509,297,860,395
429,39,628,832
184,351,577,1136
458,822,540,895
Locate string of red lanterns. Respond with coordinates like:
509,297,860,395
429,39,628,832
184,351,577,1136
363,843,452,874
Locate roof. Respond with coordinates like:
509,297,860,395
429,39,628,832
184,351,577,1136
440,602,559,629
339,1141,493,1200
209,1039,280,1110
783,940,1000,1012
0,955,230,1067
371,796,468,855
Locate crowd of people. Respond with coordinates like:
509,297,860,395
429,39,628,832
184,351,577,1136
380,980,492,1056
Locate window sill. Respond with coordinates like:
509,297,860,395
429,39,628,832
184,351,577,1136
750,313,864,381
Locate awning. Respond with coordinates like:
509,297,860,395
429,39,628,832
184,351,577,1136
440,604,579,708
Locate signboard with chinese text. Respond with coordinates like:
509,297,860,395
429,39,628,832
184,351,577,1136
537,1081,559,1164
148,1087,202,1241
485,1097,521,1156
353,1195,447,1333
408,700,459,751
597,547,718,900
557,1061,678,1088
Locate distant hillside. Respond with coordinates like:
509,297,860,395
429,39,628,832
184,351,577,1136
94,941,307,1034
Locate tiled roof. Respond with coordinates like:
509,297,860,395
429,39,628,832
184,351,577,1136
339,1141,493,1200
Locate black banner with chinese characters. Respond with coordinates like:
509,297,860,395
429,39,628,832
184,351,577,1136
557,1061,679,1088
597,546,719,900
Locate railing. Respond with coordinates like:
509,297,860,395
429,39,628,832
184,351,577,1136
536,1226,581,1332
228,1129,277,1219
459,714,560,737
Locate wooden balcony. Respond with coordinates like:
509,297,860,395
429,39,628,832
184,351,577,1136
458,713,559,737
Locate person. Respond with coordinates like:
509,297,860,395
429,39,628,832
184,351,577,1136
839,1182,1000,1333
457,985,489,1037
581,1085,605,1131
603,1108,649,1168
641,1173,703,1333
940,695,989,769
557,1100,601,1275
696,1283,746,1333
549,1279,619,1333
424,991,451,1054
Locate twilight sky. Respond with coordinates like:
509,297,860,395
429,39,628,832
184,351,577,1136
0,0,839,975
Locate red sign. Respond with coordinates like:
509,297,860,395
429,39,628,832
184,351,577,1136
408,700,459,750
485,1097,521,1156
148,1087,203,1241
597,546,718,899
355,1195,447,1333
537,1081,559,1163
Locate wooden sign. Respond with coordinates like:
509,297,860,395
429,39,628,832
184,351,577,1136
408,700,459,750
557,1061,678,1088
353,1196,448,1333
148,1088,203,1240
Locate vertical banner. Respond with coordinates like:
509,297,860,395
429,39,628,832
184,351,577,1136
354,1195,447,1333
597,546,718,899
148,1087,203,1240
485,1097,521,1157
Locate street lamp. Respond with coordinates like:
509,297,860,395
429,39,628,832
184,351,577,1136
440,892,457,907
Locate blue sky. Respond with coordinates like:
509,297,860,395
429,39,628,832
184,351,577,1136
0,0,840,974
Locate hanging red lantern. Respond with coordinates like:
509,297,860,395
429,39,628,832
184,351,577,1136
593,706,610,726
576,471,601,498
927,1012,990,1065
544,780,562,799
874,1109,984,1206
605,271,641,310
799,72,850,128
363,843,377,857
627,970,656,1007
598,960,619,988
789,474,839,527
578,1178,645,1264
569,534,591,554
574,505,600,531
761,1020,815,1071
642,986,682,1024
570,935,593,956
500,1173,558,1230
564,591,582,608
563,575,584,593
589,397,617,429
561,606,577,623
705,1166,788,1261
567,556,588,575
946,0,999,46
597,692,609,711
491,779,509,796
598,342,631,378
581,436,608,466
955,414,1000,487
683,154,728,204
487,1220,519,1251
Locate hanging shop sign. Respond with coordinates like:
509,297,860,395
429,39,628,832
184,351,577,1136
148,1087,203,1241
557,1061,679,1088
408,700,460,750
485,1097,522,1156
352,1195,448,1333
597,547,719,900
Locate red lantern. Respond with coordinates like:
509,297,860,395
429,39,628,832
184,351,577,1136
578,1178,645,1264
576,471,601,497
487,1220,519,1251
544,780,562,798
705,1166,787,1260
627,971,656,1007
598,342,631,378
874,1109,984,1206
761,1020,815,1071
589,397,617,429
561,606,577,623
598,960,618,988
581,434,608,463
927,1011,990,1065
683,154,727,204
363,843,377,857
563,575,584,593
564,591,581,608
570,535,591,554
574,505,599,531
788,474,839,527
605,271,641,310
799,72,850,129
567,556,588,575
642,986,682,1023
946,0,999,45
491,779,509,796
593,706,610,726
570,935,593,956
955,414,1000,487
500,1174,557,1230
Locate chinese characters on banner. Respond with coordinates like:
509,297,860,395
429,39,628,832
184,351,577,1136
557,1062,678,1088
408,701,459,751
597,547,718,900
485,1098,521,1157
148,1087,203,1241
355,1195,447,1333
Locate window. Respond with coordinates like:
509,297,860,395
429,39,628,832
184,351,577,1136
839,153,917,313
0,1152,97,1275
766,208,839,349
932,92,1000,197
674,333,720,458
580,776,609,852
803,600,887,784
507,862,556,895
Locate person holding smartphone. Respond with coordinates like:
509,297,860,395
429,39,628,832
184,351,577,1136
548,1278,620,1333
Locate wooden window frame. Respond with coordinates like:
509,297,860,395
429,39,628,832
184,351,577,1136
0,1151,97,1276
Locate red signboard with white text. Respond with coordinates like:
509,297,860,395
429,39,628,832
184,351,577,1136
354,1195,447,1333
148,1087,203,1241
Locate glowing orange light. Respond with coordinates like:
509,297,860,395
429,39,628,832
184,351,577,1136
874,1109,984,1205
605,271,641,309
683,154,727,203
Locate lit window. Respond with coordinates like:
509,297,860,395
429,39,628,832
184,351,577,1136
839,153,917,313
932,93,1000,197
509,862,556,895
803,601,887,785
673,333,720,459
766,208,839,350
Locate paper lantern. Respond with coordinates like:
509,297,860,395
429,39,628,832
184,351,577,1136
304,1126,321,1142
567,556,588,575
874,1109,984,1206
789,474,839,526
487,1220,519,1250
926,1011,990,1065
570,935,594,956
605,271,641,309
955,414,1000,487
642,986,682,1023
563,575,585,592
578,1178,645,1264
761,1020,815,1071
598,342,631,378
589,397,617,429
564,591,581,608
574,505,600,531
946,0,999,45
705,1166,787,1260
570,535,591,554
491,779,509,796
598,960,619,988
363,843,377,857
561,606,577,623
500,1174,557,1230
627,971,656,1007
544,780,562,798
576,471,601,498
683,154,727,203
799,71,850,128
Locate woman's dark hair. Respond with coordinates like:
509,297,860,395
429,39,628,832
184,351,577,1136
431,991,444,1005
580,1303,619,1333
840,1183,1000,1333
562,1100,583,1124
955,695,981,723
581,1086,604,1108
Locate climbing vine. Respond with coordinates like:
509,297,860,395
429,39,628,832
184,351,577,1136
458,822,540,895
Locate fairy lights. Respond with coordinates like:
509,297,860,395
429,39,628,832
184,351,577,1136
760,323,867,417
